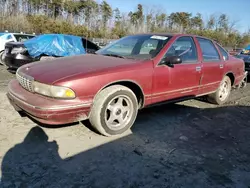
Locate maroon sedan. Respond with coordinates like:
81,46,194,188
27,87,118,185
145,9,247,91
7,34,247,136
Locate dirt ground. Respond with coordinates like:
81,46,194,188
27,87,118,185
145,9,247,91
0,65,250,188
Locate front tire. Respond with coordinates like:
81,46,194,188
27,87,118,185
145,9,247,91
207,76,232,105
89,85,138,136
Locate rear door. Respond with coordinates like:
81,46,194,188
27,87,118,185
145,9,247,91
152,36,202,103
196,37,224,94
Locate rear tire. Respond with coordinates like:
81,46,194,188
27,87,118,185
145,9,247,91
207,76,231,105
89,85,138,136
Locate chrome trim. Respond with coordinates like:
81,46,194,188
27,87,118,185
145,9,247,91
151,81,220,97
16,70,34,92
8,91,92,111
180,90,193,94
196,90,216,97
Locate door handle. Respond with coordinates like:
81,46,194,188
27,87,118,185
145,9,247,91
219,64,224,69
196,66,201,71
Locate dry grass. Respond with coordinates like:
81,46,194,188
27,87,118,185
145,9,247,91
0,15,33,33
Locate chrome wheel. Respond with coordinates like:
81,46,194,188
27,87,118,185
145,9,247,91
218,80,230,101
105,95,134,131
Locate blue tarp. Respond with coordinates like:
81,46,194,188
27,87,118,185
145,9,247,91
245,45,250,50
24,34,86,58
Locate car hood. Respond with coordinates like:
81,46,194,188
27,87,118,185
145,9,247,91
19,54,139,84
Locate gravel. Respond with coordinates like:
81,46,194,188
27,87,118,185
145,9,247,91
0,65,250,187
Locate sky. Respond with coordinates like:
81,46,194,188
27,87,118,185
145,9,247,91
99,0,250,33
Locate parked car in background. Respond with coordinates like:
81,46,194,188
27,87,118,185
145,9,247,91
229,48,243,56
236,46,250,72
0,32,35,65
3,34,100,69
7,33,247,136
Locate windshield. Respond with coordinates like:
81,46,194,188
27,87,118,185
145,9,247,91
96,35,172,60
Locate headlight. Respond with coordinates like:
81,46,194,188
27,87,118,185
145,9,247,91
33,81,76,99
11,47,27,54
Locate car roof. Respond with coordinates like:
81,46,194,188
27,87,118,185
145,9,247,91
128,33,215,41
11,33,35,36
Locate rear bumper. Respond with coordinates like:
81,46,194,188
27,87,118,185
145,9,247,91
3,53,34,69
7,80,92,125
234,71,248,89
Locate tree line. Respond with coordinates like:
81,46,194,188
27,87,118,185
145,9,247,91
0,0,249,48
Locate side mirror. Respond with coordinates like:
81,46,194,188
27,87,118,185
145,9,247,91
160,56,182,67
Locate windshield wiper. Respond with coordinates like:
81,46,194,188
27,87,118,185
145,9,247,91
102,53,126,59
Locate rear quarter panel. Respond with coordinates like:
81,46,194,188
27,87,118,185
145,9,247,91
225,55,245,85
54,61,154,106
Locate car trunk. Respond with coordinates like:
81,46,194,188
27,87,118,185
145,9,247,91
4,42,28,56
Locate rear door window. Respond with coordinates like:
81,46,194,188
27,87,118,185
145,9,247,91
216,43,229,61
197,38,220,62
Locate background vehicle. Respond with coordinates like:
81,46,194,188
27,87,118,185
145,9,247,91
0,32,35,65
236,46,250,72
3,34,100,70
229,48,244,56
7,33,247,137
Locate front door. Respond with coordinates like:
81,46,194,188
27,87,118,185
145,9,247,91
152,36,202,104
195,37,225,94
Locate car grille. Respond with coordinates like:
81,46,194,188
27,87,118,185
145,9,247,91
16,71,34,92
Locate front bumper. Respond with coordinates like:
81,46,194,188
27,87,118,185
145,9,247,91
7,80,92,125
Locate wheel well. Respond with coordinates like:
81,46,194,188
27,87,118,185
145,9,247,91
226,73,235,86
104,81,144,108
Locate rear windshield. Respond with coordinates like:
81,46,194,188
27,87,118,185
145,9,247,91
14,34,35,42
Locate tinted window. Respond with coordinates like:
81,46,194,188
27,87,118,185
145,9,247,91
82,39,99,50
216,43,229,60
82,38,100,54
164,36,198,63
197,38,220,61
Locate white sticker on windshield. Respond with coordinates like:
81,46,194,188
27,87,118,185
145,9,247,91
150,35,168,40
